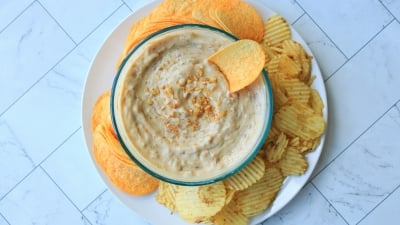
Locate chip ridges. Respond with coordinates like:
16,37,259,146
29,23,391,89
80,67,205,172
223,155,265,191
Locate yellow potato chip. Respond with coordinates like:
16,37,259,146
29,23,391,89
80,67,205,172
309,88,324,115
268,74,288,109
224,155,265,191
281,39,303,58
224,189,236,206
93,123,159,195
208,40,265,93
156,182,178,211
263,15,291,46
289,136,300,147
274,103,325,140
298,49,313,82
235,167,283,217
266,56,280,75
279,147,308,176
278,54,302,78
266,132,288,163
280,78,311,104
212,201,248,225
175,182,226,223
281,40,313,82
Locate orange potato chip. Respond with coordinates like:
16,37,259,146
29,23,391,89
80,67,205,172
93,123,159,195
91,90,111,132
208,40,265,93
214,1,263,41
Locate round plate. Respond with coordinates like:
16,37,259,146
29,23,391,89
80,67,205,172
81,1,328,224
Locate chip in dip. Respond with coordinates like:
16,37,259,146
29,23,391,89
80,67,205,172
111,25,273,185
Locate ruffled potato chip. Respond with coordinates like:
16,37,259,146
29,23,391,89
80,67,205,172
279,147,308,176
274,103,325,140
224,156,265,191
263,15,291,46
280,78,311,104
156,181,179,211
211,201,248,225
309,88,324,115
175,182,226,223
235,167,283,217
266,132,288,163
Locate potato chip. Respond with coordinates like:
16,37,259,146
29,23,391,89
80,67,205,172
224,189,236,206
281,40,313,82
93,123,159,195
156,182,178,211
268,74,288,109
298,48,313,82
235,167,283,217
281,39,302,58
211,201,248,225
274,103,325,140
214,1,264,41
280,78,311,104
224,155,265,191
279,147,308,176
91,90,111,132
266,132,288,163
278,54,302,78
309,88,324,115
208,40,265,93
296,138,321,153
263,15,291,46
266,56,280,75
175,182,226,223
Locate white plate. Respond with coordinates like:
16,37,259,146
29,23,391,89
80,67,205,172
81,1,328,224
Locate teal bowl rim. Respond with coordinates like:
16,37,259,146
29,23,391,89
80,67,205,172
110,24,274,186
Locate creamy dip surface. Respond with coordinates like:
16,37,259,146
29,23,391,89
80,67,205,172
114,27,267,181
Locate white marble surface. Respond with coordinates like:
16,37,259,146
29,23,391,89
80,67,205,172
83,191,151,225
0,1,399,225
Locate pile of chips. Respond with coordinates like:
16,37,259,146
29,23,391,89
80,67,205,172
90,0,326,224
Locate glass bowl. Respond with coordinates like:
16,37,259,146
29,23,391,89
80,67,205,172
111,24,273,186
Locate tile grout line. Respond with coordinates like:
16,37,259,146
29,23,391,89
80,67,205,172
0,213,11,225
120,0,133,12
356,183,400,225
0,2,125,118
310,100,400,180
0,0,36,34
0,127,81,202
293,1,349,61
378,0,400,24
310,182,350,225
325,18,396,81
36,0,77,45
81,189,108,212
73,2,126,45
290,12,306,25
39,166,94,225
0,43,77,117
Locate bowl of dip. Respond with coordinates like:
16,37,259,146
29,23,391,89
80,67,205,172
111,24,273,186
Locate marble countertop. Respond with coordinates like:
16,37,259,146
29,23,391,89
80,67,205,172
1,0,400,225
